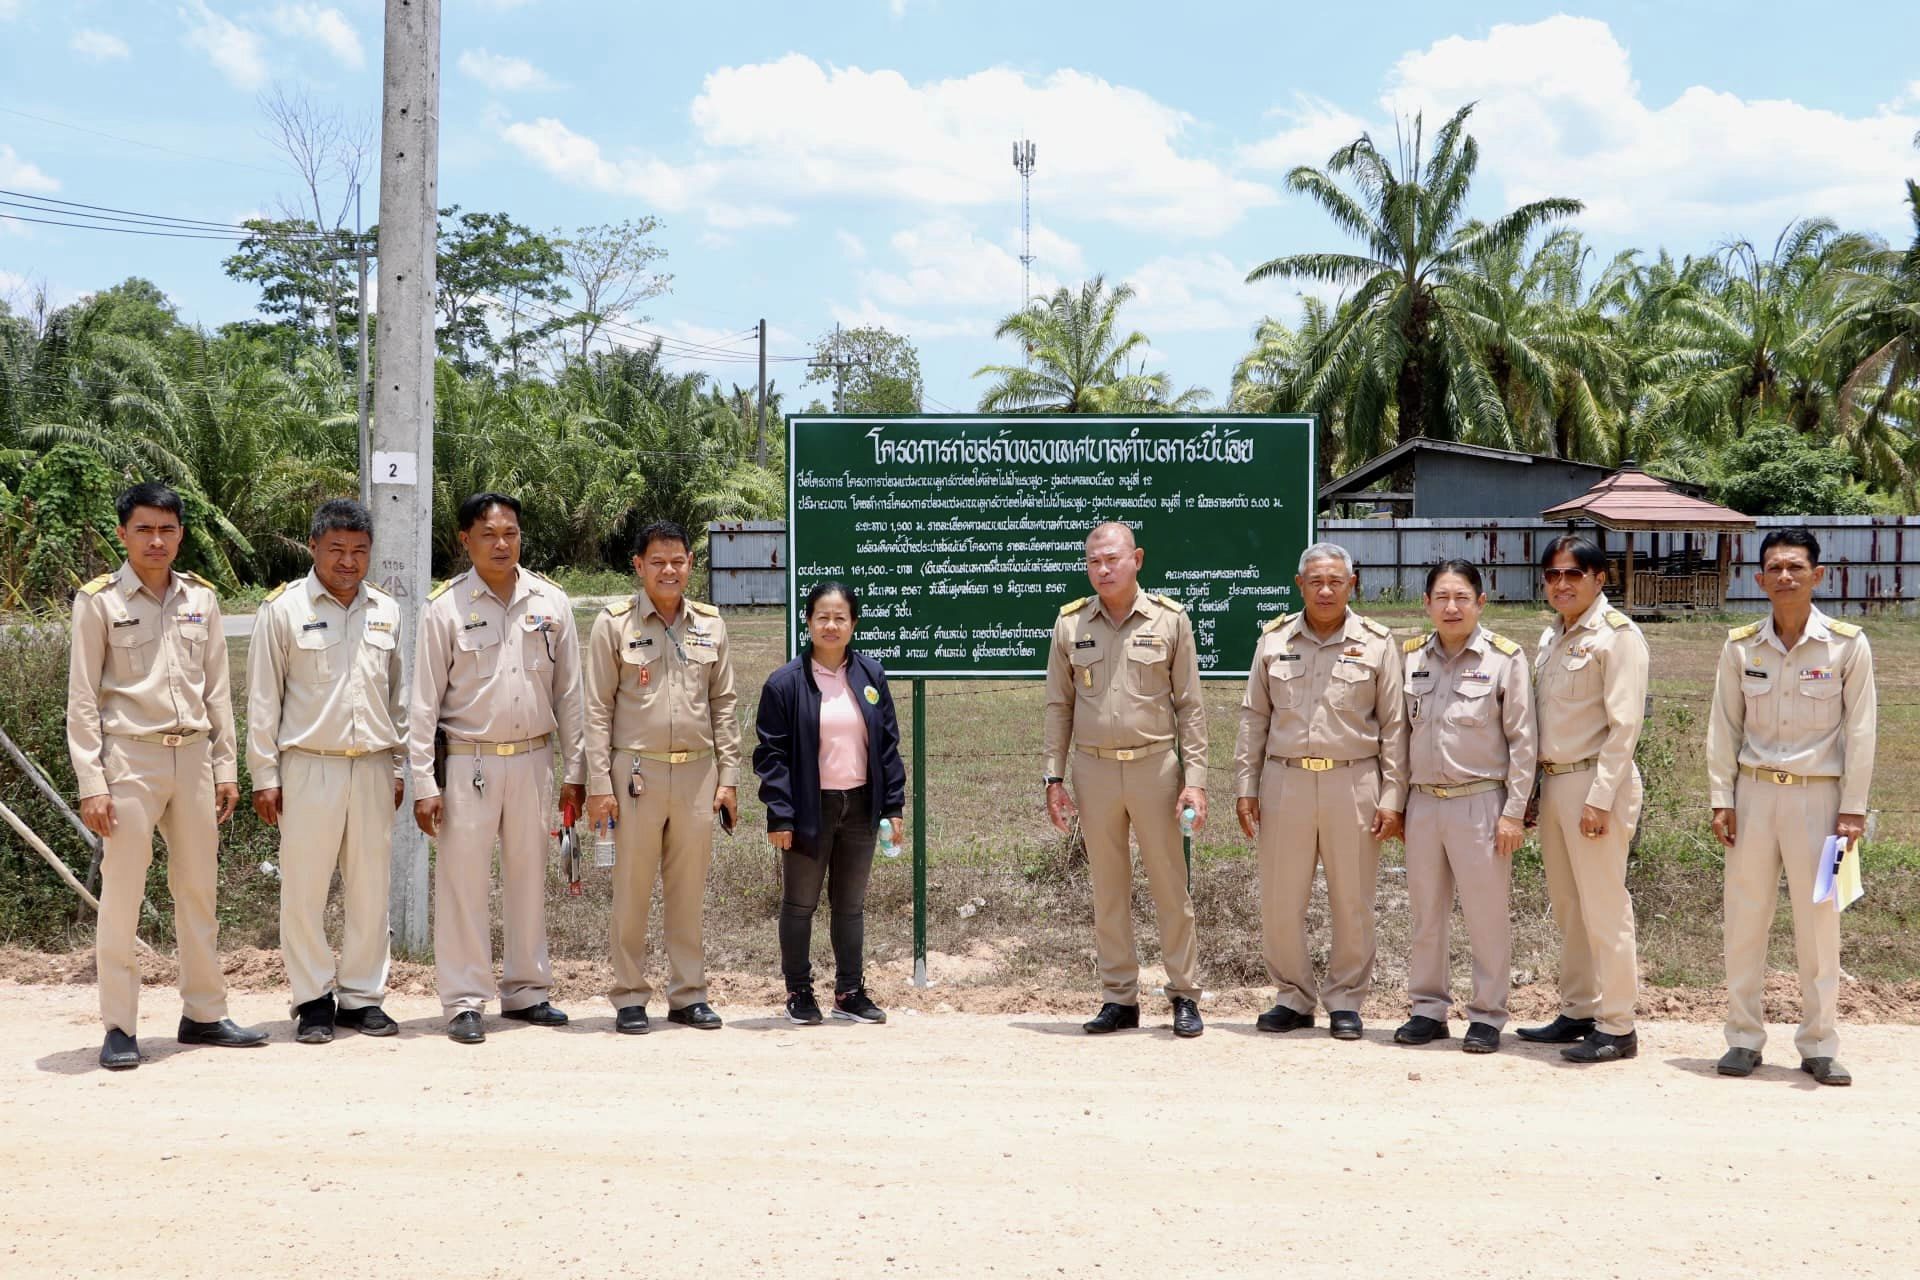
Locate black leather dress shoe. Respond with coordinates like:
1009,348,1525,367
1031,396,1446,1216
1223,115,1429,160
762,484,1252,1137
1171,997,1203,1038
1328,1011,1363,1041
1516,1014,1595,1044
1082,1002,1140,1034
295,994,336,1045
336,1005,398,1037
1255,1004,1314,1034
1801,1056,1852,1086
1462,1022,1501,1054
668,1002,723,1029
100,1028,140,1071
177,1017,269,1048
1394,1015,1449,1045
615,1005,651,1035
1562,1029,1638,1063
1717,1046,1762,1076
447,1011,485,1044
500,1001,568,1026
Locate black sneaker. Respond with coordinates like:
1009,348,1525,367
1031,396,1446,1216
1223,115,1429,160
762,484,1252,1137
786,988,823,1025
831,989,887,1024
295,994,336,1045
336,1005,398,1037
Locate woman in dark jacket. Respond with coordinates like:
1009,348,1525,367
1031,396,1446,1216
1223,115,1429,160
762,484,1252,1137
754,581,906,1025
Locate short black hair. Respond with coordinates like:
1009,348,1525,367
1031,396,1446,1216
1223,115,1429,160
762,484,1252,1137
804,580,859,622
1759,527,1821,567
309,498,373,542
1540,533,1609,578
634,519,691,556
116,482,184,526
457,491,521,532
1425,558,1484,595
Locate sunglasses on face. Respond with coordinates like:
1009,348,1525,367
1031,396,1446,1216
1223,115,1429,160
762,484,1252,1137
1542,568,1593,584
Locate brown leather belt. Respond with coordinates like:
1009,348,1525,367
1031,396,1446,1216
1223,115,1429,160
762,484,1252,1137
1542,758,1596,776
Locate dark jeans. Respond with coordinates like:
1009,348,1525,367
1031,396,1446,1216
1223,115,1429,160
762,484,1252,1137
779,789,876,995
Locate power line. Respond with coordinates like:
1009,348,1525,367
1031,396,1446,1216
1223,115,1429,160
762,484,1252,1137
0,106,285,176
0,188,285,232
0,211,268,242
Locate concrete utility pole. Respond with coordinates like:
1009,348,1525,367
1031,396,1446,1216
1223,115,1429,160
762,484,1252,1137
355,183,372,506
371,0,440,956
756,317,767,467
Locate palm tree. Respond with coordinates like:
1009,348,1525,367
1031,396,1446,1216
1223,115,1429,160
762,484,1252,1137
974,276,1208,412
1826,180,1920,496
1230,299,1347,483
1246,103,1582,454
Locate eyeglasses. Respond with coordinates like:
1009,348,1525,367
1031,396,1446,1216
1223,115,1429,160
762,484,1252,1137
1542,568,1592,584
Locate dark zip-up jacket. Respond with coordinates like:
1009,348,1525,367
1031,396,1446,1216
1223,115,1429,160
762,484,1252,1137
753,648,906,852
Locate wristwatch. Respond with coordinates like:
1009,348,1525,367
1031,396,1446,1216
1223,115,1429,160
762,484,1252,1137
1043,775,1064,788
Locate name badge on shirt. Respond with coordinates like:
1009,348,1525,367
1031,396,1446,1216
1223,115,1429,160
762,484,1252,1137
1074,639,1097,650
462,618,489,632
630,636,653,649
1132,634,1163,648
1273,652,1301,662
1743,667,1768,680
112,618,140,629
367,619,395,634
301,620,329,632
1409,668,1432,682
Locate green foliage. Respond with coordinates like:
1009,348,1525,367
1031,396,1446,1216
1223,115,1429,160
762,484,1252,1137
975,275,1209,412
434,206,570,374
1712,422,1873,516
3,443,122,604
806,325,924,413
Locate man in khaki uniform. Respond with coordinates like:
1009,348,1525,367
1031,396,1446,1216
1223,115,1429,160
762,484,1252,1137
1519,535,1649,1064
247,499,405,1044
1235,542,1406,1041
68,482,267,1070
409,492,587,1044
1709,528,1875,1087
585,520,739,1035
1395,561,1535,1054
1043,522,1208,1038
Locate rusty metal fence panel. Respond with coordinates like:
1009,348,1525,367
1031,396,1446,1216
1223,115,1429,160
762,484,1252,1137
707,520,787,606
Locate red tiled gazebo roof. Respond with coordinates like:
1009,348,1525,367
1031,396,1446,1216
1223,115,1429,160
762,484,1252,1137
1541,464,1754,532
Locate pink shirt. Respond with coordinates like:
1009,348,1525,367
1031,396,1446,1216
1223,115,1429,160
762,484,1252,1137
813,657,870,791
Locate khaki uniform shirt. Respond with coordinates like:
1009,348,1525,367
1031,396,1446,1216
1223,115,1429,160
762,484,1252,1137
1404,625,1537,820
1043,589,1208,789
246,571,406,790
583,592,741,795
1533,594,1650,811
406,567,586,800
1232,609,1408,809
1706,606,1876,813
67,561,237,799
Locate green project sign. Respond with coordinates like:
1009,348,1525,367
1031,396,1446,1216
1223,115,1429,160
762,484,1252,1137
786,414,1316,678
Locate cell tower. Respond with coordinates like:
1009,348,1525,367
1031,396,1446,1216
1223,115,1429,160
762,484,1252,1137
1012,138,1036,309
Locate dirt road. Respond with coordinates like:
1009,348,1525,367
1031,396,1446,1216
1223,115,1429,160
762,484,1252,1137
4,983,1915,1279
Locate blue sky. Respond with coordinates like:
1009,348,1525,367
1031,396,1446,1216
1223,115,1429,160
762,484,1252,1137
3,1,1918,410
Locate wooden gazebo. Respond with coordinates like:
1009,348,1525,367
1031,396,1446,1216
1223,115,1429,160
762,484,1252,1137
1540,464,1755,615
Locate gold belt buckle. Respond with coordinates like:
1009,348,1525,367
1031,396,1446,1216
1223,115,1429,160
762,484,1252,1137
1430,784,1451,799
1114,749,1135,761
1770,769,1792,785
498,742,519,757
1303,757,1333,772
162,733,184,747
345,747,367,758
669,750,690,765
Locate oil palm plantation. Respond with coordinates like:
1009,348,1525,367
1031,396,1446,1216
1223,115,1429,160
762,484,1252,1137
975,276,1208,412
1246,103,1582,455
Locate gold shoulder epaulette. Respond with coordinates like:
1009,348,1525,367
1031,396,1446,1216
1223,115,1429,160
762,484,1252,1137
78,573,113,596
1361,616,1389,637
1829,620,1863,638
262,580,292,603
1151,592,1184,612
183,570,217,591
1603,609,1631,630
605,599,633,618
1728,620,1762,641
1487,632,1521,656
688,599,719,617
1402,635,1426,653
1262,611,1296,634
1060,597,1089,616
426,579,452,602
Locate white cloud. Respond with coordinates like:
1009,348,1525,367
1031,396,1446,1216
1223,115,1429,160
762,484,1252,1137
827,300,986,342
71,29,131,61
1238,94,1371,173
182,1,268,90
268,4,364,70
457,48,556,93
1377,16,1918,237
502,55,1275,236
0,143,60,193
1122,251,1312,336
835,230,866,260
0,0,22,20
706,204,795,230
859,217,1062,311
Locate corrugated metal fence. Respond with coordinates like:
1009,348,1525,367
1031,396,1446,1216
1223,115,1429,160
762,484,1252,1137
707,520,787,606
1320,516,1920,614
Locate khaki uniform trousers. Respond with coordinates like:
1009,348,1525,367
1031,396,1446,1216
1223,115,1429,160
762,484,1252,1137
1724,777,1842,1059
1405,788,1511,1027
434,745,555,1015
1537,768,1641,1034
96,736,226,1034
608,752,716,1011
278,751,393,1012
1072,750,1198,1003
1259,759,1381,1014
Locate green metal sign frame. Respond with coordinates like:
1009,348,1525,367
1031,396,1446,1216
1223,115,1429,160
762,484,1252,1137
783,413,1318,984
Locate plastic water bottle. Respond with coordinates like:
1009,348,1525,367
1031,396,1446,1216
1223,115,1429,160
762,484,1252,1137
1180,806,1197,838
593,819,616,869
880,822,903,859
